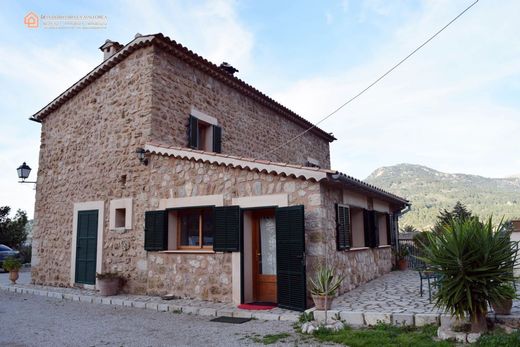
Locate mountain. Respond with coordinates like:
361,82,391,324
365,164,520,230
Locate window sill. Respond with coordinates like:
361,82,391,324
378,245,391,249
346,247,370,252
159,250,216,254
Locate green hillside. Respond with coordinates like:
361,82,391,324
365,164,520,230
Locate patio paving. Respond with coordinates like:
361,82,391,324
332,270,442,314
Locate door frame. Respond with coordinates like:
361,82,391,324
71,201,104,289
251,209,277,303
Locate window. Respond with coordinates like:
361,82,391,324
115,208,126,228
189,115,222,153
378,213,390,246
177,208,214,249
109,198,132,230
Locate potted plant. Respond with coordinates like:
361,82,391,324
96,272,123,296
490,284,516,315
309,266,345,310
419,217,517,333
3,257,22,284
395,245,410,270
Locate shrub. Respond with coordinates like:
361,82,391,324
419,217,517,333
309,266,345,296
3,257,22,271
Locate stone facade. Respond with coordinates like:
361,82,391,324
150,46,331,168
31,35,404,306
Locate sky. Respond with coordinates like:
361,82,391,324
0,0,519,218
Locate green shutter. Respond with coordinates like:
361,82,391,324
188,115,199,149
213,206,240,252
385,213,392,246
212,125,222,153
373,211,380,247
144,210,168,251
336,204,351,250
276,205,307,311
363,210,379,248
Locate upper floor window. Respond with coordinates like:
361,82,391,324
188,114,222,153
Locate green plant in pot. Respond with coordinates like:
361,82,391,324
3,257,22,284
96,272,123,296
309,265,345,311
419,217,517,333
490,283,516,315
394,245,410,270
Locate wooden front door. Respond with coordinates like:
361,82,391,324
252,210,277,303
75,210,98,285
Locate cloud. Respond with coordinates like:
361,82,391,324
0,0,255,218
271,0,520,179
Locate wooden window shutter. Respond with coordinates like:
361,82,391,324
212,125,222,153
336,204,351,250
188,115,199,149
385,213,392,246
363,209,379,248
213,205,240,252
373,211,380,247
276,205,307,311
144,210,168,251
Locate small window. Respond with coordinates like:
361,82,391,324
189,115,222,153
178,208,214,249
115,208,126,228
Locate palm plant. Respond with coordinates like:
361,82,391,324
418,217,517,333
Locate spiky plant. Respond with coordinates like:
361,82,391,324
309,266,345,297
419,217,517,333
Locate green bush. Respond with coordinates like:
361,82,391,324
3,256,22,271
419,217,517,333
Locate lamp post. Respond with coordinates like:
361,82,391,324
17,162,37,184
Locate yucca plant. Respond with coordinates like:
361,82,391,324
418,217,517,333
309,266,345,297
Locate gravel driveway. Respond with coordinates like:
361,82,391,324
0,291,323,347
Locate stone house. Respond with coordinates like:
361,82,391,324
30,33,409,311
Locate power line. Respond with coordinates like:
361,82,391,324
262,0,479,157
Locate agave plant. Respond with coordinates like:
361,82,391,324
309,266,345,297
419,217,518,333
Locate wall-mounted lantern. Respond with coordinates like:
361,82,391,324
17,162,37,184
135,148,148,165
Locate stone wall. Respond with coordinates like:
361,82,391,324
32,46,155,290
308,184,393,295
150,46,331,168
142,154,323,301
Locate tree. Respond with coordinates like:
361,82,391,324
0,206,29,249
433,201,473,233
420,217,517,333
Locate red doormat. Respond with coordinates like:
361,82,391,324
238,302,277,310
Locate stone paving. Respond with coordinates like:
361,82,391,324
332,270,442,314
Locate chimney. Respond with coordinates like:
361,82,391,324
219,62,238,76
99,39,124,61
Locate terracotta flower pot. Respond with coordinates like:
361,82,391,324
98,277,120,296
312,295,334,310
9,270,19,284
492,299,513,315
398,259,408,271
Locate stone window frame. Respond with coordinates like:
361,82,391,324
109,198,132,231
190,107,219,152
159,194,224,253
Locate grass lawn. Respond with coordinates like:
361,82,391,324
313,324,453,347
311,323,520,347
